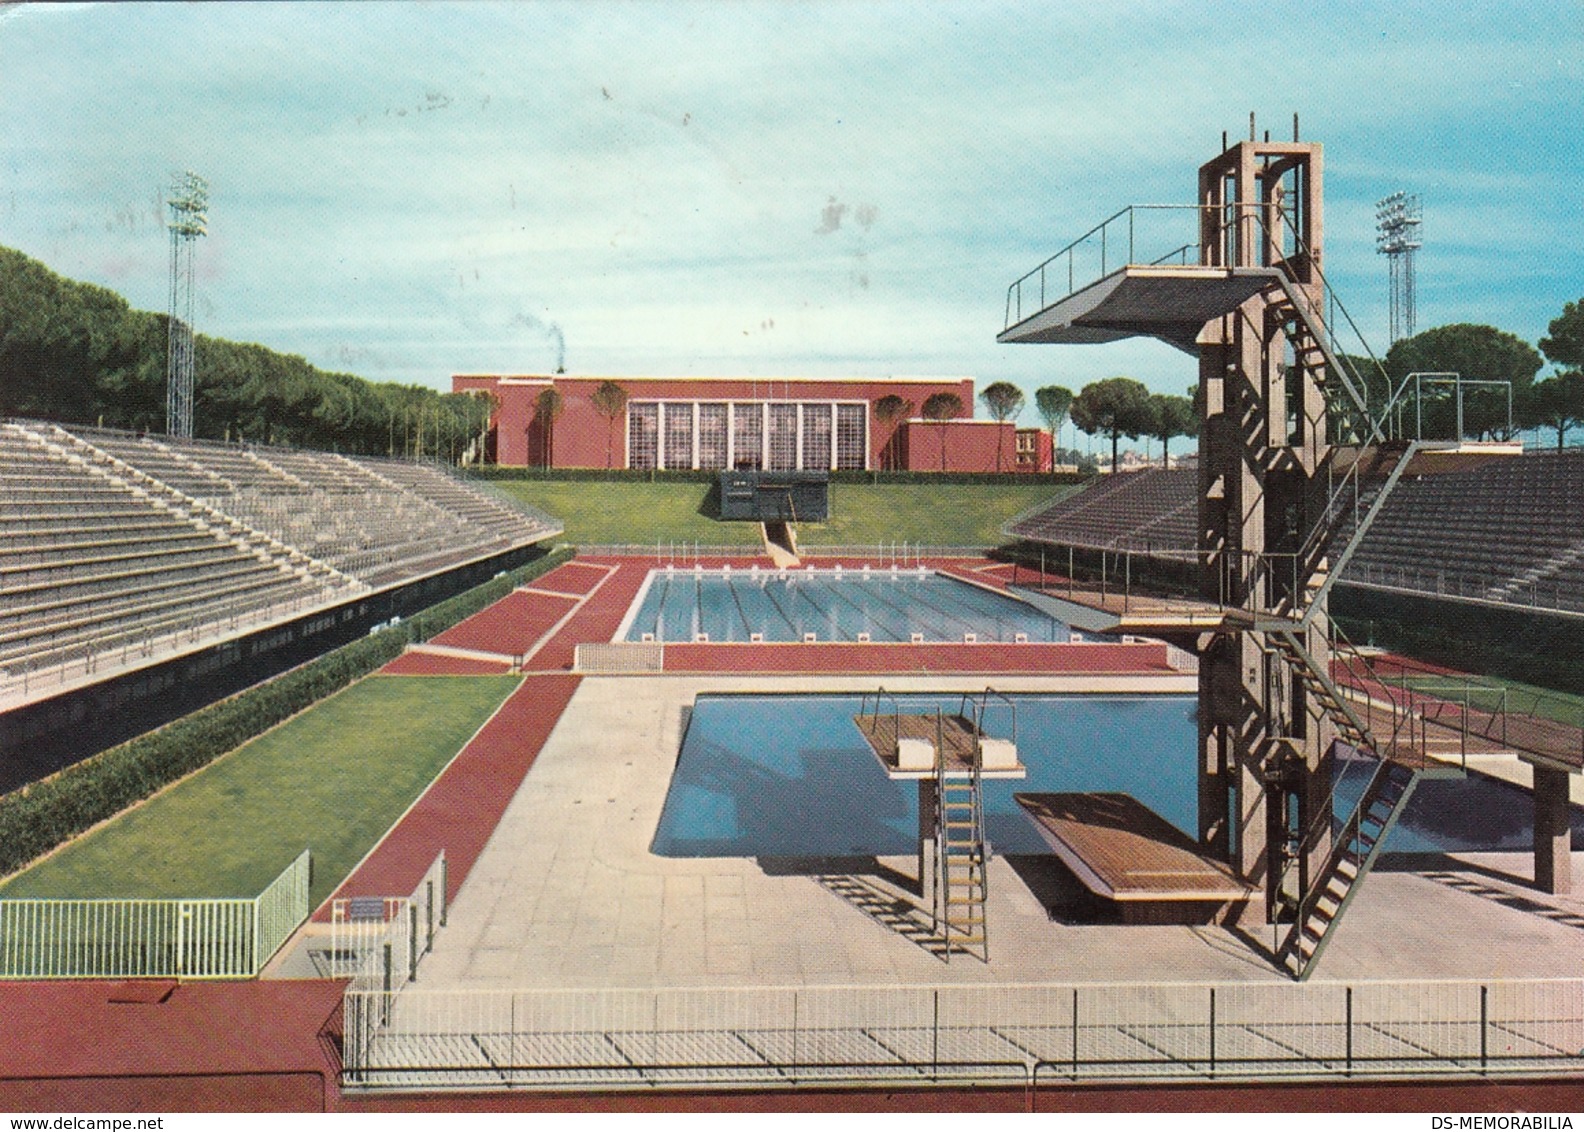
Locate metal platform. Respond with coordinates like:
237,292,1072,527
852,712,1026,780
996,264,1280,353
1016,792,1252,924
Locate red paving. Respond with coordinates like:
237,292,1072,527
379,651,513,675
522,558,613,596
0,979,343,1111
429,587,579,656
661,640,1175,674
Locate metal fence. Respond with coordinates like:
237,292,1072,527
0,849,310,979
573,642,666,673
341,977,1584,1091
330,851,448,1002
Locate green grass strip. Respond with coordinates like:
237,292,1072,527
0,675,520,905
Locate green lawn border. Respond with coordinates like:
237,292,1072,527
0,544,574,878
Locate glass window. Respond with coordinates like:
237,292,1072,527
628,402,658,470
767,403,798,471
835,403,866,470
731,403,763,469
801,403,832,471
662,402,695,470
697,403,728,470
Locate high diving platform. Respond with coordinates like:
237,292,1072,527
998,264,1282,353
1016,792,1253,925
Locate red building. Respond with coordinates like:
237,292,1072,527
450,374,1042,472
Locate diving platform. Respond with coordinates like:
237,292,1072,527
853,711,1026,779
1331,440,1524,478
997,264,1281,354
1016,792,1253,925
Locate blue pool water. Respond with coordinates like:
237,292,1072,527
652,693,1198,857
623,569,1077,643
652,693,1584,859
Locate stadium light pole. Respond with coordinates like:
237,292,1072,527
166,171,209,439
1375,191,1422,346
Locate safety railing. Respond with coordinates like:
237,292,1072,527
0,849,310,979
330,850,448,996
1003,204,1205,331
341,978,1584,1090
572,641,665,674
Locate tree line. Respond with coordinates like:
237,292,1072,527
0,245,490,461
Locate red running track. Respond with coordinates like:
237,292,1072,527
522,558,615,596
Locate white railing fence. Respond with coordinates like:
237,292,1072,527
341,977,1584,1091
0,848,310,980
330,851,448,1004
573,642,666,673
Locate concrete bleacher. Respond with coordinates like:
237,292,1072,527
0,424,345,689
1,421,563,703
1007,452,1584,616
1009,469,1197,558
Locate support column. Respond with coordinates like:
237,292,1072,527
917,779,936,900
1533,765,1573,895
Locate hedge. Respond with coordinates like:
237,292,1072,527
0,545,575,879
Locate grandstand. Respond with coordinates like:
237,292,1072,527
0,420,562,710
1006,453,1584,618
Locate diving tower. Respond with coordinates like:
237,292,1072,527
998,125,1556,979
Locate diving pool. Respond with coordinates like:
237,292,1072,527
622,568,1080,643
652,692,1584,859
652,693,1198,857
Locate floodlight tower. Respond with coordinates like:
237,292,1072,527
1375,191,1422,345
165,171,209,439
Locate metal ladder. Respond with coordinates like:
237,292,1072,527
933,704,989,963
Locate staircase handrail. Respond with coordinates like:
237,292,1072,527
1268,620,1435,963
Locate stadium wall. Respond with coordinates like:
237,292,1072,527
0,542,551,795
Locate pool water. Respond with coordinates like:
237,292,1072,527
651,693,1584,859
652,693,1198,857
622,569,1078,644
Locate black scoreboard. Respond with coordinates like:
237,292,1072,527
717,470,829,522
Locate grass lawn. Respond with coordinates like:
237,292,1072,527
0,675,520,906
492,479,1072,548
1399,672,1584,728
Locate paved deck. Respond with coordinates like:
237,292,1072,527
413,672,1584,991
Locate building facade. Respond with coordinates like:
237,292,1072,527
451,374,1044,473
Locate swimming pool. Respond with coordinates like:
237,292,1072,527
622,568,1079,643
652,693,1584,858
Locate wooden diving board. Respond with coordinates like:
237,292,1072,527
1016,792,1252,924
853,712,1026,780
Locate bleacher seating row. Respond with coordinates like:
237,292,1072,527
1007,452,1584,615
0,420,562,696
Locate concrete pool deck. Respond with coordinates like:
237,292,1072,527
415,673,1584,993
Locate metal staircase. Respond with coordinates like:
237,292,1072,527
1269,622,1464,980
934,707,989,963
1277,752,1420,979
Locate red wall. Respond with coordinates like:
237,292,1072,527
899,419,1019,473
452,375,980,470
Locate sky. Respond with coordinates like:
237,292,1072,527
2,1,1580,434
